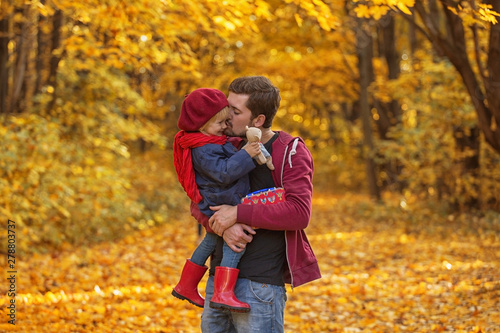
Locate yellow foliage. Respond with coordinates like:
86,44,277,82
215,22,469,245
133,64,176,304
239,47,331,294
3,0,499,263
0,193,498,332
371,49,500,209
448,3,500,26
358,0,500,25
294,13,304,27
0,104,174,254
478,4,500,24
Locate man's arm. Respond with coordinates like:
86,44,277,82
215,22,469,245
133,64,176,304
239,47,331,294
209,205,256,251
237,140,314,231
210,140,314,234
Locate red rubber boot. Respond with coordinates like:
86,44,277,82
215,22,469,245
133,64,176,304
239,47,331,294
172,259,208,308
209,266,250,313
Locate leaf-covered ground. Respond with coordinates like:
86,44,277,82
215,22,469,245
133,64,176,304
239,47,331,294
1,193,499,332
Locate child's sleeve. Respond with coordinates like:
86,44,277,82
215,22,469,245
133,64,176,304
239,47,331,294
192,147,255,185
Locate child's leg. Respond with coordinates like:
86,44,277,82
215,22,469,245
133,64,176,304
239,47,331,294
190,232,219,266
209,241,250,313
220,241,245,268
172,230,217,307
172,258,208,308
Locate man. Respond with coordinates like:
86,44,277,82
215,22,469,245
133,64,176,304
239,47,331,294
191,76,321,332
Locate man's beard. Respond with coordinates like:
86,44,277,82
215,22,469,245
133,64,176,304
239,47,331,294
224,121,249,138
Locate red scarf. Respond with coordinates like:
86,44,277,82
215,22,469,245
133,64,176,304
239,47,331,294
173,131,227,203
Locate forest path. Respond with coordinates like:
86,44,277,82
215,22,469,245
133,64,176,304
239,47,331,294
1,193,498,332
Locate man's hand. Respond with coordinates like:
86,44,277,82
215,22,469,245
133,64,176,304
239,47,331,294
209,205,238,236
222,223,256,252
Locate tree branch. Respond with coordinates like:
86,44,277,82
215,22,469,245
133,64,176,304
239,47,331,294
468,0,488,83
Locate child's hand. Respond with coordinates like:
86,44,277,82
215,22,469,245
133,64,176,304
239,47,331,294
243,142,261,158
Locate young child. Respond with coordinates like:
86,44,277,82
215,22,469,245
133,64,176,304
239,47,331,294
172,88,260,313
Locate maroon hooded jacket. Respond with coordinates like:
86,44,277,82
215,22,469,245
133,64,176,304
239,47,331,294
191,131,321,287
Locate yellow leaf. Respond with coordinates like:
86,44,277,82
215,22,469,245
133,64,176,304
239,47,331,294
294,13,303,27
397,3,412,15
337,297,348,304
317,16,331,31
355,5,371,19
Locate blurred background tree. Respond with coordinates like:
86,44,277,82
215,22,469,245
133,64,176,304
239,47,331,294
0,0,498,253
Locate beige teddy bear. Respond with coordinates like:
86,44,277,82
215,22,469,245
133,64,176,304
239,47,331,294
245,126,275,170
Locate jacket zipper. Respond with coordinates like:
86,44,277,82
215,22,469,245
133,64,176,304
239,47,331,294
282,139,300,290
285,231,294,289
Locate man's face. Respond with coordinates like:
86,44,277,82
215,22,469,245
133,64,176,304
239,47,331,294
225,92,254,137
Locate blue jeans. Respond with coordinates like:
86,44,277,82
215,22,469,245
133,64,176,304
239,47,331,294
191,232,244,268
201,276,287,333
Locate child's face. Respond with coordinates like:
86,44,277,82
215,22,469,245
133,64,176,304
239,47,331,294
203,116,228,136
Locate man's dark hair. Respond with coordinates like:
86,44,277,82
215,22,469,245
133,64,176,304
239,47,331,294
228,76,281,128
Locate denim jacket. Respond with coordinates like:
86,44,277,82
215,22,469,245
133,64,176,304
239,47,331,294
192,142,255,217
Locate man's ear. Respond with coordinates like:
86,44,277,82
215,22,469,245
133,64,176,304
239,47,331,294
252,114,266,128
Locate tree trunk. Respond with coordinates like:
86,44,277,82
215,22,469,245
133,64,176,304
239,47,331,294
377,14,401,138
22,6,36,113
486,0,500,145
412,1,485,210
375,14,403,190
453,126,481,210
11,5,29,113
357,18,381,200
409,8,417,56
0,16,9,115
47,9,63,111
35,0,47,95
413,0,500,154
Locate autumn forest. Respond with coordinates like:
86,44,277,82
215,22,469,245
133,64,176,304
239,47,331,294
0,0,499,332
